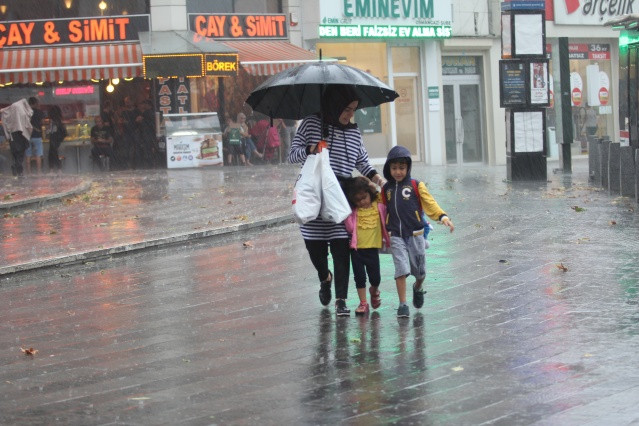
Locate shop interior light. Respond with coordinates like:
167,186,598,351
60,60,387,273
124,77,134,81
0,5,6,14
5,82,12,86
99,1,107,11
64,0,72,9
111,78,120,85
91,78,100,83
106,81,115,92
58,81,64,84
35,81,44,85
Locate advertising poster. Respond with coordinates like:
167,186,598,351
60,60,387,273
166,134,223,169
529,62,549,105
514,111,544,153
500,61,527,107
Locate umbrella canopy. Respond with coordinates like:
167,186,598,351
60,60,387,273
245,61,399,120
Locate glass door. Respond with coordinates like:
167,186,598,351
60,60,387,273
443,77,484,164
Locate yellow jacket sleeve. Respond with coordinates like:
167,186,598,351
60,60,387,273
417,181,447,221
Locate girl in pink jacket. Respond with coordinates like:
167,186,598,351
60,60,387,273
344,177,391,315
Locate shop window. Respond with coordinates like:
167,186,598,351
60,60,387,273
316,42,392,159
186,0,280,13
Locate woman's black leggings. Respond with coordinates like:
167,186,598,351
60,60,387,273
304,238,350,300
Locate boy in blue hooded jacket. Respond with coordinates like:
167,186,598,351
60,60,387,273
382,145,454,317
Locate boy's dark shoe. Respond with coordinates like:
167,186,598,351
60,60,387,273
413,284,426,309
397,304,410,318
319,271,332,306
335,299,351,316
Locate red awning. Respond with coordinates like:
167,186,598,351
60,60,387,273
221,40,318,76
0,43,143,84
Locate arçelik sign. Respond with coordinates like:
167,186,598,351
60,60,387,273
554,0,635,25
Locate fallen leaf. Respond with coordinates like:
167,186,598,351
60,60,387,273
557,263,568,272
451,366,464,372
128,397,151,401
583,353,594,358
571,206,586,212
499,259,508,264
234,215,248,221
243,241,254,248
351,338,361,343
609,220,617,225
20,347,38,356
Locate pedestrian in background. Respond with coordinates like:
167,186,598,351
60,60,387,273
1,98,33,177
382,145,454,318
344,176,391,315
26,97,44,174
47,105,66,173
288,85,385,316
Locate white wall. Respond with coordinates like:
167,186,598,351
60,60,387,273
150,0,187,31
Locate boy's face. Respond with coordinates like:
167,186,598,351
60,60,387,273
390,162,408,182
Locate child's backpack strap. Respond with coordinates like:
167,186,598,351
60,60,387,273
381,186,387,205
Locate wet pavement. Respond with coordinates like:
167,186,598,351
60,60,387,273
1,159,639,424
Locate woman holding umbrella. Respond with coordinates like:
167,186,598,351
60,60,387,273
289,85,386,316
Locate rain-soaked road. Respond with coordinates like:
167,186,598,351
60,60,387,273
1,160,639,424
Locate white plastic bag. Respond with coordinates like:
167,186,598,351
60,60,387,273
318,149,352,223
292,153,322,224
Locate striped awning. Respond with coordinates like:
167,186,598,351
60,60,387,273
0,43,143,84
221,40,319,76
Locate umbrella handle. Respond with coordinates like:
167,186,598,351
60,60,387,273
316,140,328,152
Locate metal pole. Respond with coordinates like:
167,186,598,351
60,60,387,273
559,37,573,172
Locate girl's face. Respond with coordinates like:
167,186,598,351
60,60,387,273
353,191,372,209
339,101,358,125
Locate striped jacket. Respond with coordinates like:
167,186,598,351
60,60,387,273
288,114,378,240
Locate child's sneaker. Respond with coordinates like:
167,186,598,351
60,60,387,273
413,284,425,309
355,302,369,315
319,271,332,306
397,303,410,318
335,299,351,316
369,286,381,309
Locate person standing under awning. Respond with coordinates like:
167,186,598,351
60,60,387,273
1,98,33,177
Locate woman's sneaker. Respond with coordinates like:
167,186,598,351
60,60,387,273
413,284,425,309
397,303,410,318
319,271,332,306
355,302,369,315
369,286,381,309
335,299,351,316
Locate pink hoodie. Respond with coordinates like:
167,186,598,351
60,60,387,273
344,201,391,250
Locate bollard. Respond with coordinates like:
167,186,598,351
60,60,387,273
601,140,610,190
589,138,602,185
608,142,621,194
619,146,635,197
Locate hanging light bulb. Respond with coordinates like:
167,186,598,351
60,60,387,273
64,0,72,9
98,1,107,12
0,5,7,14
106,81,114,93
111,78,120,85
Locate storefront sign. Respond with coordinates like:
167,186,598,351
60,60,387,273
442,56,480,75
319,0,452,39
205,54,239,76
188,14,288,39
157,77,191,115
554,0,635,25
0,15,149,49
546,42,611,60
144,54,203,79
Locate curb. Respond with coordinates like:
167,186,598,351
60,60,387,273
0,214,294,276
0,180,93,211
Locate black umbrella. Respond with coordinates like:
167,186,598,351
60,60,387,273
245,60,399,120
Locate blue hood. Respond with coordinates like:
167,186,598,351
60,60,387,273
383,145,412,181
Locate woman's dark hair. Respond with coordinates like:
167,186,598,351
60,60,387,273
320,84,360,136
345,176,378,208
48,105,62,122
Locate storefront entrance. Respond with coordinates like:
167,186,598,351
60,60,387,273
443,76,484,164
